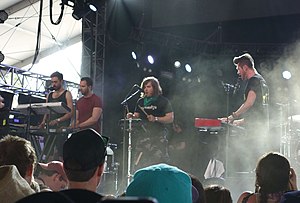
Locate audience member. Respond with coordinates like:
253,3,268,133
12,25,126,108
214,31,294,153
35,161,68,191
0,135,39,192
204,185,232,203
190,174,206,203
126,163,197,203
0,165,35,203
60,128,108,203
237,152,297,203
16,191,74,203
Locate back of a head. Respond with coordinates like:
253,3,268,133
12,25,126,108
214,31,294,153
204,185,232,203
37,161,67,181
256,152,290,194
0,135,36,178
126,163,192,203
190,174,206,203
63,128,107,182
0,165,35,203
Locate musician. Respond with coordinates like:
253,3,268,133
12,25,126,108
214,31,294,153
220,53,269,171
127,76,174,170
73,77,103,133
39,71,74,160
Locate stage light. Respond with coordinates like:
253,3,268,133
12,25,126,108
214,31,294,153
282,70,291,80
72,4,90,20
185,64,192,73
174,61,181,68
0,10,8,23
131,51,137,60
0,51,4,63
88,3,97,11
147,55,154,64
135,62,140,68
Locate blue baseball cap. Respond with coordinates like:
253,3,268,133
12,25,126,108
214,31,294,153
126,163,194,203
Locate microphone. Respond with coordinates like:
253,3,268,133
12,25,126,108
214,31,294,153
46,86,55,91
133,84,144,93
233,77,240,95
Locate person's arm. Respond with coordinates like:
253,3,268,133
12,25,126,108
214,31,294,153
224,90,256,123
147,112,174,124
77,107,102,129
289,167,297,190
233,90,256,118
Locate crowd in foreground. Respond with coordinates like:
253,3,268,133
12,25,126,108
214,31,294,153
0,129,299,203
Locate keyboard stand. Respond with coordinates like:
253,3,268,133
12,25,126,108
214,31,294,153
15,102,71,162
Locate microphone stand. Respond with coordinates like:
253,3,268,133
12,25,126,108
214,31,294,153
120,87,141,191
120,89,141,105
221,82,234,178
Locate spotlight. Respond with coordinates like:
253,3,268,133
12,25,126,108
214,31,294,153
0,10,8,24
147,55,154,64
0,51,4,63
72,5,90,20
87,0,103,12
185,64,192,73
88,3,97,12
135,62,140,68
282,70,291,80
174,61,181,68
131,51,137,60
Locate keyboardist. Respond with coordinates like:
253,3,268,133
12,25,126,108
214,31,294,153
219,53,269,173
39,71,74,160
72,77,103,133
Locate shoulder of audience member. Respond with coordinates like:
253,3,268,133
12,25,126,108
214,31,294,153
237,191,256,203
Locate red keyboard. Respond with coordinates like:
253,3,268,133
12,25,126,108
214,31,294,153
194,118,221,128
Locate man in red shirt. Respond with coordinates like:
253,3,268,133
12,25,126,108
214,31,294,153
75,77,103,133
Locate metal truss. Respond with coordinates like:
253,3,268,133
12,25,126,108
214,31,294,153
81,4,106,99
0,64,79,98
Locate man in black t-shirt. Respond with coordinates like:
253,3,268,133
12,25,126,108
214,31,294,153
39,71,74,161
127,76,174,170
39,71,73,129
220,53,269,172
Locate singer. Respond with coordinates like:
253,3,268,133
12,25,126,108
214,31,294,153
220,53,269,172
127,76,174,171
